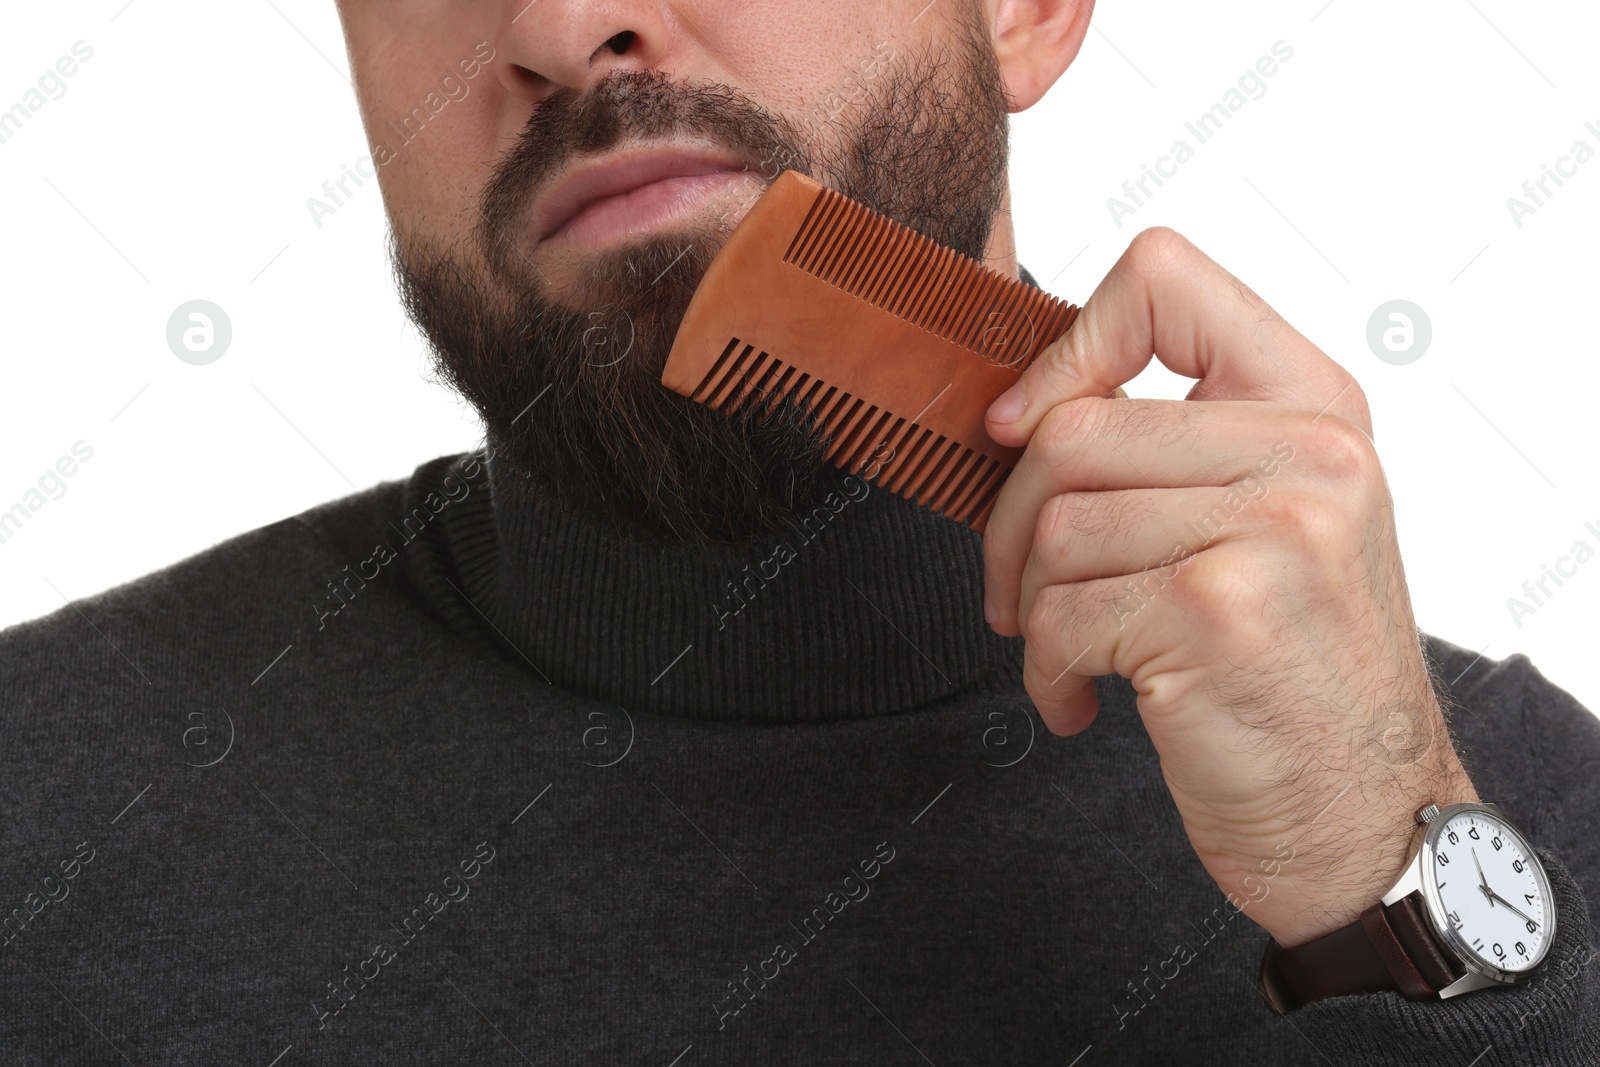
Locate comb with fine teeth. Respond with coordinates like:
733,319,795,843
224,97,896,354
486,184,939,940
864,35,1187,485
661,169,1081,534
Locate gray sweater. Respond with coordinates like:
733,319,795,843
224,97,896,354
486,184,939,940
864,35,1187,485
2,434,1597,1064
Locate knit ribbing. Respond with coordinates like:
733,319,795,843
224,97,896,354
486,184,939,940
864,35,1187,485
402,445,1024,721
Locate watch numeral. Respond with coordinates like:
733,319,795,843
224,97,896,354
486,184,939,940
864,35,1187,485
1436,852,1450,867
1492,835,1503,851
1525,893,1537,906
1448,831,1459,845
1468,827,1481,840
1527,920,1540,933
1472,937,1485,951
1516,941,1527,955
1447,910,1462,927
1513,859,1525,873
1493,943,1507,960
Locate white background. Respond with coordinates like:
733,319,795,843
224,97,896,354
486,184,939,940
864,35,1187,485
2,1,1596,718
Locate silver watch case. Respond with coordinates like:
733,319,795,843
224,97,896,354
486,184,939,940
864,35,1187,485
1381,801,1557,998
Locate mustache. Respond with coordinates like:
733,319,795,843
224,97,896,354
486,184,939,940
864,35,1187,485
476,69,808,273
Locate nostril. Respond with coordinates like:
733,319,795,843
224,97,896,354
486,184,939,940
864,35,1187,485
603,30,635,55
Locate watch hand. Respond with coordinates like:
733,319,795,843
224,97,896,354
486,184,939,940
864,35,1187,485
1472,847,1494,905
1486,889,1538,927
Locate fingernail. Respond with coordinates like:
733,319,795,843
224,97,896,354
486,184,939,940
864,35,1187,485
987,383,1026,425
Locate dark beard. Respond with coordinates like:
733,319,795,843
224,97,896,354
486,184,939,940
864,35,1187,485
391,5,1013,545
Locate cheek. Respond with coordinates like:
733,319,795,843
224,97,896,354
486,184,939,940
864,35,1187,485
345,26,504,225
697,2,933,148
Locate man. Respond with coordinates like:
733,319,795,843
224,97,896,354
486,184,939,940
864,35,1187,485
2,0,1595,1062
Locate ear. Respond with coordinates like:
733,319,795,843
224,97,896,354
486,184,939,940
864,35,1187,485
989,0,1095,112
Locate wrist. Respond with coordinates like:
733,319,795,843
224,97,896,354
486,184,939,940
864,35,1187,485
1259,796,1560,1013
1264,767,1480,948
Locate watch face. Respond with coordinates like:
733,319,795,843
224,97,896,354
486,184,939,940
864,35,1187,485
1425,807,1555,976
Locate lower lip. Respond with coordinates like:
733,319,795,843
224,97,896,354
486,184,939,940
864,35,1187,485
543,170,752,247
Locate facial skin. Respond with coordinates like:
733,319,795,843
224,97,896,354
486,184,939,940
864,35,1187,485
332,0,1090,543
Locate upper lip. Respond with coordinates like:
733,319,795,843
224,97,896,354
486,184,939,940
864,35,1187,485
533,144,754,242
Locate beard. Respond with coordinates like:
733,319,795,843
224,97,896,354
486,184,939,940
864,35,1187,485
391,5,1013,545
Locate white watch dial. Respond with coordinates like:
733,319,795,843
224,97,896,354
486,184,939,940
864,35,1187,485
1428,809,1553,973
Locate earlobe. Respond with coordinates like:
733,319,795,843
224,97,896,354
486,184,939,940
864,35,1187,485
990,0,1095,112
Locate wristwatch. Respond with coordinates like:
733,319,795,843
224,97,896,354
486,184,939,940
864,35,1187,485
1258,801,1556,1014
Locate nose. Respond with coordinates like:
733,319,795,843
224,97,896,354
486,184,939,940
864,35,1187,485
492,0,677,103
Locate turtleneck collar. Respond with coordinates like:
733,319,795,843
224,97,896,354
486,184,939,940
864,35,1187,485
400,263,1046,722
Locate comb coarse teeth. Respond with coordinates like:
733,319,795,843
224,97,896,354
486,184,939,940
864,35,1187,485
692,338,1011,527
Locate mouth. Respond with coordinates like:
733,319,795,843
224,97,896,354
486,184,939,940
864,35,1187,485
534,143,762,248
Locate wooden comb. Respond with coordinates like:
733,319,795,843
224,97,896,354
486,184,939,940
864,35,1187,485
661,169,1080,533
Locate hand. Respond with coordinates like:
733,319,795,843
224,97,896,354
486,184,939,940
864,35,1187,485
980,229,1478,947
1473,847,1489,892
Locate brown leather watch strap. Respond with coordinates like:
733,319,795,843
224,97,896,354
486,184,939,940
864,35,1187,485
1257,890,1465,1014
1387,892,1465,990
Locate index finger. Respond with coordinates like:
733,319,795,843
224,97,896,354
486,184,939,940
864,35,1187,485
984,227,1368,446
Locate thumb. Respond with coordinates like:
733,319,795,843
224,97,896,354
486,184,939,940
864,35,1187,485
984,320,1127,448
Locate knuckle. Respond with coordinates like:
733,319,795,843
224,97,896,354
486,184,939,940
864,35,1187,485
1170,557,1246,624
1342,379,1374,432
1037,396,1109,457
1125,226,1195,275
1033,493,1075,556
1020,582,1062,642
1031,499,1079,580
1057,313,1109,390
1312,416,1382,486
1106,398,1171,442
1256,492,1335,552
1033,492,1127,566
1022,581,1087,645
